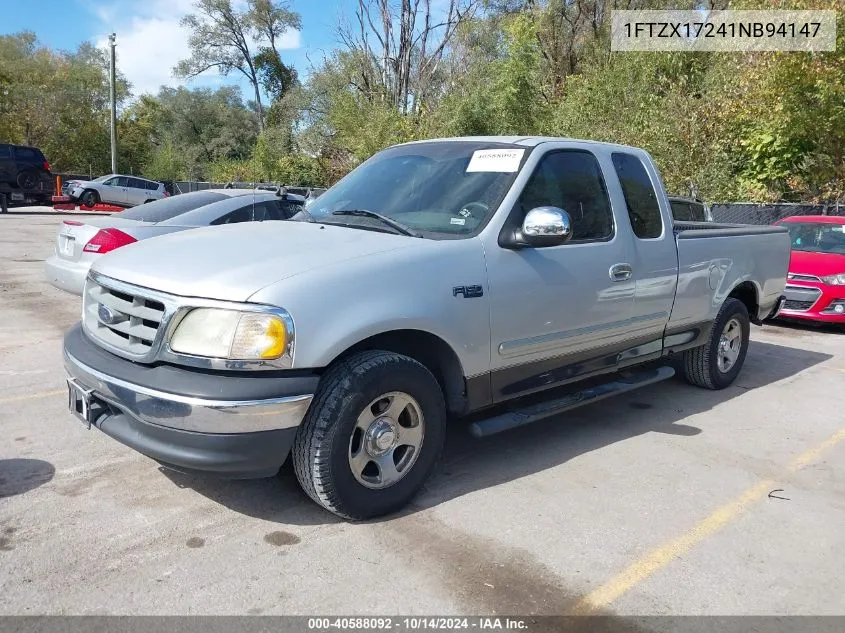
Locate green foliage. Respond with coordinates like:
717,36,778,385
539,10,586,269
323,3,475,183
2,0,843,201
0,32,128,174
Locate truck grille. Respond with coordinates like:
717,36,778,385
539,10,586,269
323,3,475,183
83,276,167,358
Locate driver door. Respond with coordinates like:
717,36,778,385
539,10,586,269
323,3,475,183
484,149,638,401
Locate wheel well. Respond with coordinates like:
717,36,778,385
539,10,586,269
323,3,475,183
728,282,759,321
333,330,467,416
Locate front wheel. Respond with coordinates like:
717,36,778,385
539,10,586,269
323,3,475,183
292,350,447,520
81,190,99,208
681,297,750,390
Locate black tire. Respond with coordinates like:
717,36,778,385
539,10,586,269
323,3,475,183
681,298,750,390
16,170,38,189
81,189,99,208
292,350,447,520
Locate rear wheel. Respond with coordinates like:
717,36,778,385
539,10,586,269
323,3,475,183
292,350,447,520
681,298,750,390
16,170,38,189
81,190,99,208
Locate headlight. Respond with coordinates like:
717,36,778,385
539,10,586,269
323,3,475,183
169,308,292,361
821,273,845,285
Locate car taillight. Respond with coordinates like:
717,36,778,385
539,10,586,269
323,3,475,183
83,228,137,254
163,191,170,197
43,160,51,171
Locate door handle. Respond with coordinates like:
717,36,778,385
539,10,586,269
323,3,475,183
609,263,633,282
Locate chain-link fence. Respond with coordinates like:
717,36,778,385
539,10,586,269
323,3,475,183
711,203,845,225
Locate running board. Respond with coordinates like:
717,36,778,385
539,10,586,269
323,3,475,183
469,366,675,438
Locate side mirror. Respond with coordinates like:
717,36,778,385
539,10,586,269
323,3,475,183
520,206,572,247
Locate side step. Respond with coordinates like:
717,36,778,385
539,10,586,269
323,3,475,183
469,365,675,438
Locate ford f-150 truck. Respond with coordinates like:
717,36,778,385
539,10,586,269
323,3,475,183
63,137,790,519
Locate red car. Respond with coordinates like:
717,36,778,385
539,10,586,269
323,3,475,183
776,215,845,325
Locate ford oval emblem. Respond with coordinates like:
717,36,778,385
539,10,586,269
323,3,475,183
98,304,126,325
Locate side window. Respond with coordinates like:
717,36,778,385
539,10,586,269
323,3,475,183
128,177,144,189
670,201,692,221
515,150,613,241
212,205,254,225
146,181,159,191
13,147,37,160
611,153,663,239
276,199,302,219
252,202,272,222
690,202,706,222
110,176,129,187
102,177,118,186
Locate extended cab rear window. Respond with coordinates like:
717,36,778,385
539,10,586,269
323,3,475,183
612,153,663,239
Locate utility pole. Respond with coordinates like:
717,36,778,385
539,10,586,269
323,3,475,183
108,33,117,174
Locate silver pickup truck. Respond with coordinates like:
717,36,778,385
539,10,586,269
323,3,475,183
63,137,790,519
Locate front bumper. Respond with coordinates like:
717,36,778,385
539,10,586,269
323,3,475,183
63,324,317,478
44,254,89,295
779,283,845,324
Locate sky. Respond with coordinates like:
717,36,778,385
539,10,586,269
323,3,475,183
0,0,358,98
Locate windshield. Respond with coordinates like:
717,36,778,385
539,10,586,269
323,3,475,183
784,222,845,254
299,141,529,238
114,191,228,222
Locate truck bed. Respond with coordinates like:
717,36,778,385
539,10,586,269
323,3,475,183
669,221,790,330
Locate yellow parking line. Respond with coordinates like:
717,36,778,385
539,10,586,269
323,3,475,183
571,426,845,614
0,388,65,405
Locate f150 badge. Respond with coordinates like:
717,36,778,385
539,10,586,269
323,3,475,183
453,285,484,298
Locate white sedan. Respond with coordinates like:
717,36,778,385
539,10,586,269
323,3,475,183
45,188,305,295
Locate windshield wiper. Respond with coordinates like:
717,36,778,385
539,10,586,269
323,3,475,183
331,209,419,237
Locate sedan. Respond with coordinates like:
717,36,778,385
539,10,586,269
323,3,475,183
777,215,845,325
64,175,168,208
45,188,304,295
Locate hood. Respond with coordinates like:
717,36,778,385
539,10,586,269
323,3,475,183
90,221,418,302
788,249,845,278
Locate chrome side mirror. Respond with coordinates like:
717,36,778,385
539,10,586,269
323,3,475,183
521,206,572,247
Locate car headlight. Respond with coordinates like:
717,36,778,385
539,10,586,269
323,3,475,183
821,273,845,285
169,308,292,361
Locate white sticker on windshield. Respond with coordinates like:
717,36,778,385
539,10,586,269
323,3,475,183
466,149,525,173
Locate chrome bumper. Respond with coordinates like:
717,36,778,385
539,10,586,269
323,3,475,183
64,351,313,434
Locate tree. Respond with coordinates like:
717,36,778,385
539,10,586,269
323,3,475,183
175,0,300,131
338,0,480,114
0,32,129,174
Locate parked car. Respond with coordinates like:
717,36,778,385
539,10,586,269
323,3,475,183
64,175,168,208
668,196,710,222
62,137,789,520
45,188,304,295
0,143,53,205
775,215,845,324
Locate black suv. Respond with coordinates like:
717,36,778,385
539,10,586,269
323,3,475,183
0,144,53,204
